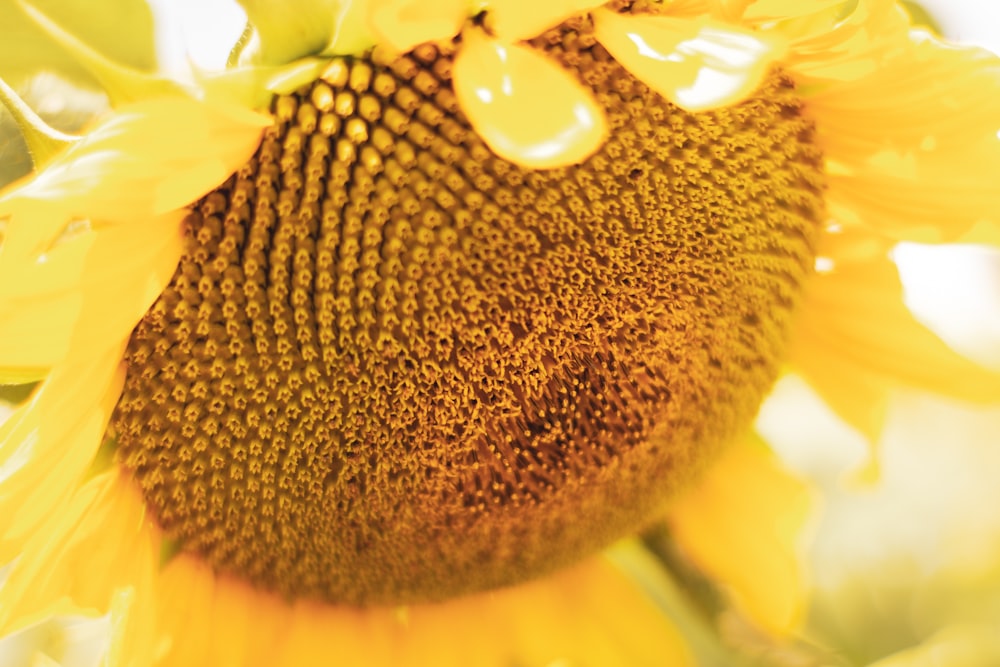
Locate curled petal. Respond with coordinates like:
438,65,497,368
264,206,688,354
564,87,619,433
810,30,1000,242
788,229,1000,443
0,96,268,229
487,0,606,42
0,213,183,371
592,9,786,111
667,436,812,635
367,0,467,53
0,344,125,561
0,471,160,666
452,30,608,168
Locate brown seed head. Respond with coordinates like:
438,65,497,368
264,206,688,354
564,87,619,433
111,14,825,604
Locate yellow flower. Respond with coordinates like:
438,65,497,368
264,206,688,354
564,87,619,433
1,0,999,665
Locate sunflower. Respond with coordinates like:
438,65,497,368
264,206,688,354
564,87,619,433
1,0,999,664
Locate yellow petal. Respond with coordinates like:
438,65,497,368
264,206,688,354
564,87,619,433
788,230,1000,437
0,344,125,561
366,0,467,53
0,471,159,667
0,96,268,225
153,557,218,667
233,0,340,65
810,30,1000,243
156,557,290,667
156,546,693,667
452,30,607,168
0,213,183,371
592,9,786,111
0,603,114,667
741,0,847,22
666,435,813,635
780,0,905,80
488,0,606,42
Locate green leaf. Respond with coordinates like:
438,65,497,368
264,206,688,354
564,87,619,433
0,0,157,89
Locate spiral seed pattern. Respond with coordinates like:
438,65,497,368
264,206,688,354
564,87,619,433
111,13,825,604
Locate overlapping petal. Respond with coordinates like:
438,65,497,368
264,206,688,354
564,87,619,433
0,344,125,561
666,436,813,635
366,0,467,53
592,9,787,111
452,28,608,168
487,0,606,42
788,230,1000,441
154,544,693,667
0,471,159,667
779,0,904,80
810,30,1000,243
0,213,183,372
0,97,267,225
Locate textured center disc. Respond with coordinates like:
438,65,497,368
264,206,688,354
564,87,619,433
111,15,825,605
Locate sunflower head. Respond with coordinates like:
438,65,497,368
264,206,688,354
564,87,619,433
2,4,1000,664
101,5,827,604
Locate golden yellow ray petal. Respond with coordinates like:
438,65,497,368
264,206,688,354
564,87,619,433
156,557,289,667
0,96,268,225
156,547,693,666
666,435,813,635
452,29,608,168
788,230,1000,434
488,0,606,42
0,471,160,667
592,10,787,112
0,344,125,561
741,0,847,21
366,0,467,54
803,20,1000,242
0,213,183,371
787,355,890,444
780,0,904,79
959,221,1000,247
194,59,329,110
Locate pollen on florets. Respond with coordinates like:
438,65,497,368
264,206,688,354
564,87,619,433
111,13,825,605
